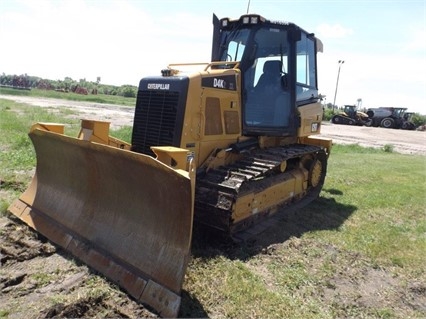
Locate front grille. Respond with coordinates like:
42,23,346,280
131,90,179,157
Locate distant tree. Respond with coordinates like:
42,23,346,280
119,85,136,98
28,75,40,88
0,73,11,85
323,108,334,121
411,113,426,128
63,77,74,91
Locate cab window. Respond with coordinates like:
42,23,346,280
296,33,318,101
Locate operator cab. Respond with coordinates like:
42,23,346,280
211,14,322,137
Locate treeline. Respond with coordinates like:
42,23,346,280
0,73,137,98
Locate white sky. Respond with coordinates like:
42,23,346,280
1,0,425,113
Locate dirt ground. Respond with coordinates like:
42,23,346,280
1,95,425,318
320,121,426,156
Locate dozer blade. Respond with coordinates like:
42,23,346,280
8,127,194,318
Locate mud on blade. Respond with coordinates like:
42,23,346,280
8,127,194,318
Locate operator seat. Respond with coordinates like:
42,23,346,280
255,60,283,91
255,60,289,126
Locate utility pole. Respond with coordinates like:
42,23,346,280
357,98,362,110
333,60,344,113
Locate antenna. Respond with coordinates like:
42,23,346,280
246,0,251,13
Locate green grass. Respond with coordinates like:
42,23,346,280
0,87,136,106
0,99,79,170
0,97,425,318
323,144,425,268
111,126,132,143
0,98,129,212
183,144,426,318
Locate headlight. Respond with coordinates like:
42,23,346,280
241,14,263,24
250,16,258,24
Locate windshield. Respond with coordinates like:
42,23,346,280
243,27,291,128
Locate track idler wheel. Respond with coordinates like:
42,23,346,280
309,158,322,188
307,151,327,191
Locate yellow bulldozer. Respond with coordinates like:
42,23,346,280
9,14,332,317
